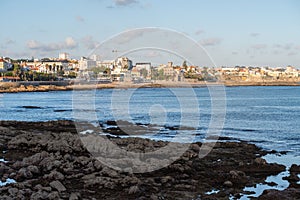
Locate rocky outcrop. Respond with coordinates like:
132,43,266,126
0,120,292,199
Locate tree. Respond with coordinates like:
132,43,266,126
12,63,21,79
140,68,148,78
182,60,188,70
158,69,164,80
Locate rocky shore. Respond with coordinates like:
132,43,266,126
0,80,299,93
0,121,299,199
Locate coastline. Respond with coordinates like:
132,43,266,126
0,80,299,93
0,120,299,199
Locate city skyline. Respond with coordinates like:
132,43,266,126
1,0,300,67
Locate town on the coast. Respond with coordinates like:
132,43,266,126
1,52,300,84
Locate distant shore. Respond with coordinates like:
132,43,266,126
0,80,299,93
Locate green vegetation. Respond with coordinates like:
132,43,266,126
140,68,148,78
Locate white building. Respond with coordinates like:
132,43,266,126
135,62,151,71
0,57,12,72
79,57,97,71
59,53,69,60
135,62,152,77
90,54,101,61
97,60,114,69
111,57,133,75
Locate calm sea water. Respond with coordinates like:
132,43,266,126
1,86,300,156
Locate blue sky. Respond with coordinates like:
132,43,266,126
1,0,300,67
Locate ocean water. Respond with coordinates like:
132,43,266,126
1,86,300,156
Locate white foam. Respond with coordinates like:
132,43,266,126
205,189,220,195
0,178,16,186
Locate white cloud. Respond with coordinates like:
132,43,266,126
273,43,294,50
288,52,297,56
116,29,146,44
27,40,41,49
81,36,99,50
200,38,222,46
26,37,78,52
65,37,78,49
114,0,138,6
251,44,267,50
250,33,260,37
195,29,205,35
5,38,15,45
1,38,16,49
75,15,85,22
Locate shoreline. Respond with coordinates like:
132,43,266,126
0,120,299,199
0,80,299,93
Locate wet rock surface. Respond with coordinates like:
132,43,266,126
0,120,296,199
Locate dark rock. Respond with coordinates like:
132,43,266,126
49,180,66,192
27,165,39,175
0,195,13,200
69,192,80,200
254,158,267,165
290,164,300,172
258,188,300,200
190,143,200,152
30,190,49,200
224,181,233,187
0,163,10,175
128,185,139,194
33,184,43,191
1,120,297,200
47,191,60,200
17,167,33,180
44,170,65,181
8,187,18,196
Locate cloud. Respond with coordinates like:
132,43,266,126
113,0,138,6
251,44,268,50
27,40,41,49
145,51,162,58
273,43,294,50
75,15,85,23
81,35,99,50
200,38,222,46
65,37,78,48
5,39,15,45
1,38,16,49
26,37,78,52
195,29,205,35
115,29,146,44
250,33,260,37
288,52,297,56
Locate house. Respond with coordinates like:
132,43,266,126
97,60,114,69
24,60,68,74
163,66,175,77
0,58,12,72
111,57,133,75
135,62,152,77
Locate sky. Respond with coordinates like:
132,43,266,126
0,0,300,67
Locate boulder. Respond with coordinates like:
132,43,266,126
49,180,66,192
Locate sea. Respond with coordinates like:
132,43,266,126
1,86,299,155
1,86,300,197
